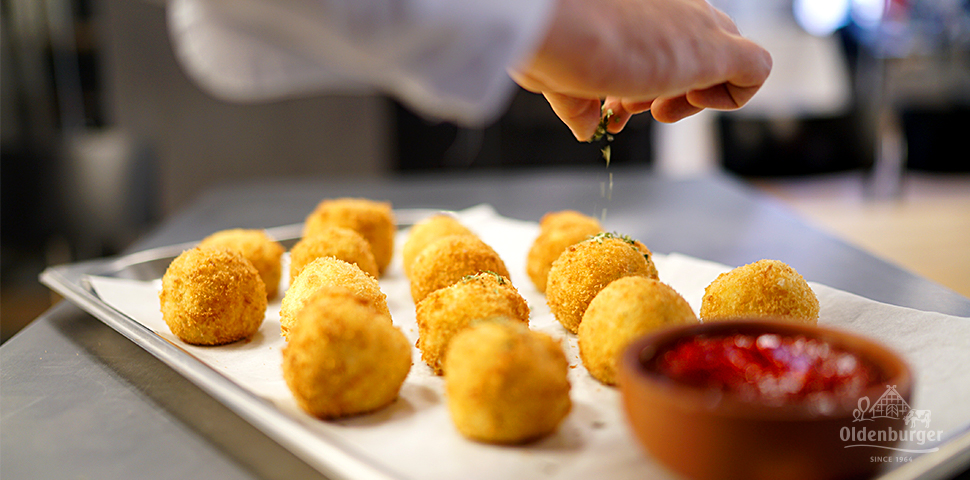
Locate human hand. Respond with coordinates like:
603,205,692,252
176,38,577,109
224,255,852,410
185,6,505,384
510,0,772,141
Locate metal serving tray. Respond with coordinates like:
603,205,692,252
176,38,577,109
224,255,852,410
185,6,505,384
39,211,441,480
40,210,970,480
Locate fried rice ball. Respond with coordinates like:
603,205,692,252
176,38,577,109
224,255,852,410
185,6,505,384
289,226,379,283
159,247,267,345
537,209,602,232
402,214,476,279
415,272,529,375
198,229,284,299
280,257,390,339
444,319,571,444
282,286,412,419
526,210,602,293
700,259,820,325
579,276,698,385
303,198,395,276
408,235,510,304
546,233,659,334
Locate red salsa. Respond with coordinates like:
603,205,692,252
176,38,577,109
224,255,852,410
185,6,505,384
651,333,881,407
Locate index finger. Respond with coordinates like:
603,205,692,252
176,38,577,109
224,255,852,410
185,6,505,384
602,98,653,134
700,35,772,109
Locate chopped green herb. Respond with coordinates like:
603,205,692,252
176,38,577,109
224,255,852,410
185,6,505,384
587,106,617,164
588,231,639,247
461,271,507,285
589,108,614,143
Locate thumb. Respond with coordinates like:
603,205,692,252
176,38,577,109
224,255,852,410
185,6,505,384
541,92,603,142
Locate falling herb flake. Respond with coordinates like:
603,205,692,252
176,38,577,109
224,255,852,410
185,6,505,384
607,172,613,201
590,108,614,143
587,104,618,222
587,106,616,165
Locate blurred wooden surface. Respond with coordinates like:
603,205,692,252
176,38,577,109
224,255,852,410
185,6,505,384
753,172,970,300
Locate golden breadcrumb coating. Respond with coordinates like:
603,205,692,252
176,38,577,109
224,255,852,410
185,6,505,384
198,229,284,299
282,286,411,419
700,259,820,325
408,235,510,304
402,214,475,279
415,272,529,375
538,210,601,232
280,257,390,339
527,210,602,293
546,233,659,334
303,198,395,276
159,247,267,345
444,319,571,444
289,225,379,282
579,276,697,385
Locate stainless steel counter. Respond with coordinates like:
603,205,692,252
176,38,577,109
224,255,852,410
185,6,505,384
3,167,968,480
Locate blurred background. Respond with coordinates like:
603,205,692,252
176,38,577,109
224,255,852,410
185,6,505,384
2,0,968,342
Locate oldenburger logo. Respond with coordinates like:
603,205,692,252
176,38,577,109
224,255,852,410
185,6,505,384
840,385,942,456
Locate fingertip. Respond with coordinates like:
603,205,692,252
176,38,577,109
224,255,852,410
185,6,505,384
569,116,598,142
735,37,773,88
678,37,771,113
620,99,654,114
572,128,593,142
758,44,774,78
572,114,599,142
651,96,703,123
686,84,737,110
603,99,653,134
606,111,631,134
542,92,601,141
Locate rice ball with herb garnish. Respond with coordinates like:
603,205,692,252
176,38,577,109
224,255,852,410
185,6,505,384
415,272,529,375
546,232,659,334
700,259,819,325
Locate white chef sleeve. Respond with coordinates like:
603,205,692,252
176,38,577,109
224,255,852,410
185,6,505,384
167,0,556,126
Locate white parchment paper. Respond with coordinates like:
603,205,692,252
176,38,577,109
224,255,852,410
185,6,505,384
88,204,970,480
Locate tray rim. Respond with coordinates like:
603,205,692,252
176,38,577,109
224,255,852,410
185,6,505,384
39,222,406,480
38,212,970,480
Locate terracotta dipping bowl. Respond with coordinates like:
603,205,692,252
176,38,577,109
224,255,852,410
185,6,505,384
617,319,913,480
